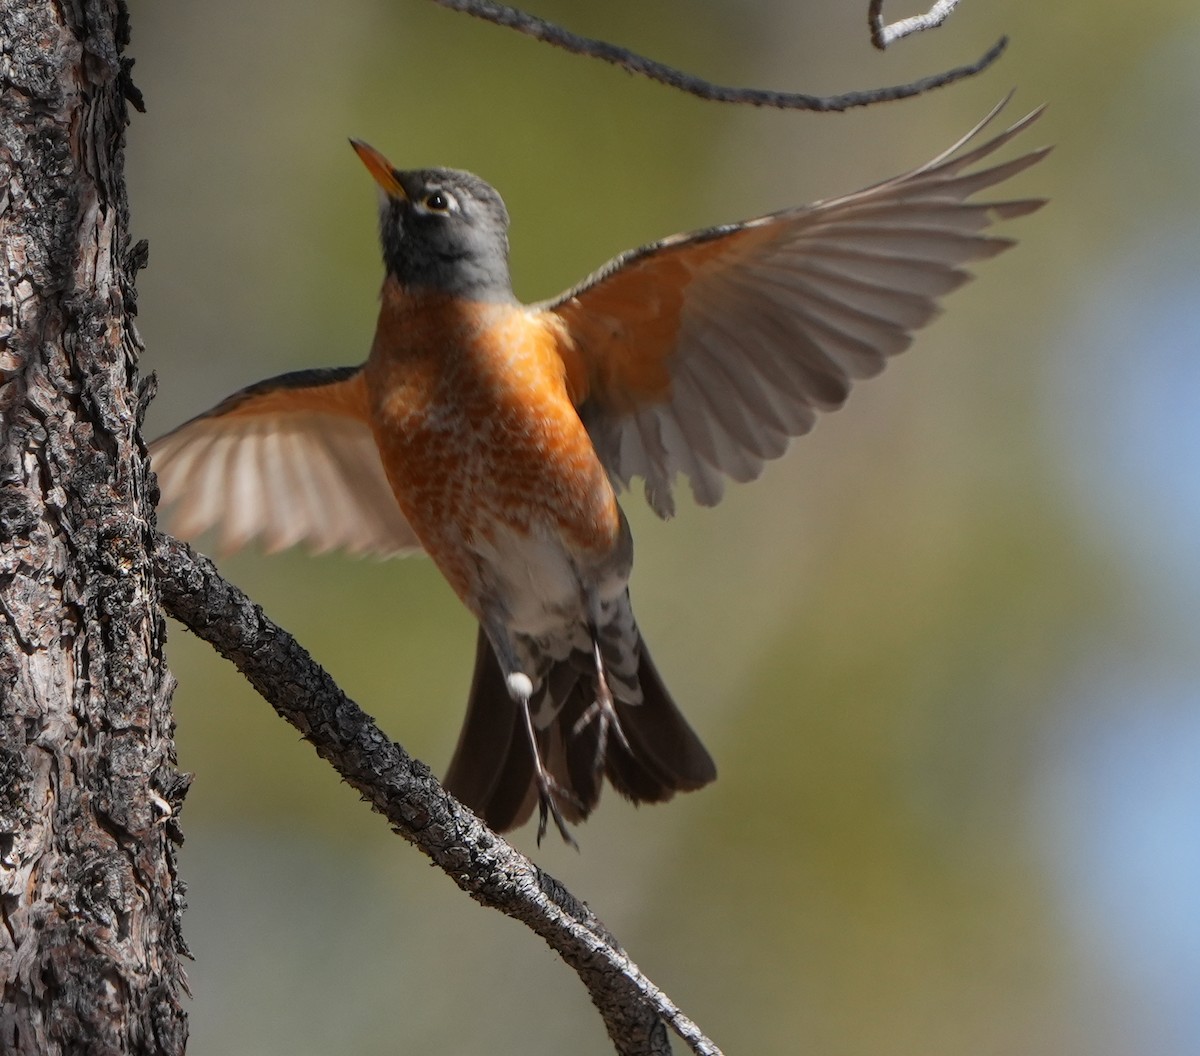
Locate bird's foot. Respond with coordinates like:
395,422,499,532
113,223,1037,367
534,771,581,848
508,671,581,847
572,640,632,773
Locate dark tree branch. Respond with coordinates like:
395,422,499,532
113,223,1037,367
153,535,722,1056
429,0,1006,110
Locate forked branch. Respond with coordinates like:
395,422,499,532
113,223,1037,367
429,0,1006,110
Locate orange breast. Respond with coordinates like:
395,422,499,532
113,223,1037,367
363,280,620,605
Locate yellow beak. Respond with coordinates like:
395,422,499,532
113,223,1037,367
350,139,406,199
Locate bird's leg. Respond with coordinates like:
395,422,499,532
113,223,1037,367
504,672,578,847
483,621,582,844
573,638,632,775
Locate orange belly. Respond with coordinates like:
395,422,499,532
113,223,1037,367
364,283,621,613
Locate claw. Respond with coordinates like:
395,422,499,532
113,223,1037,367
535,774,580,848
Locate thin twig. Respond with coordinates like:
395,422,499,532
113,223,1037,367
153,534,723,1056
428,0,1006,111
870,0,968,50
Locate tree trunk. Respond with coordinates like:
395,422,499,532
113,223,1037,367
0,1,188,1052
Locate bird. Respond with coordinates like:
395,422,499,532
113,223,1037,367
151,97,1048,843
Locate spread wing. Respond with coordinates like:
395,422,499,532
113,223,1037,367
546,98,1050,517
150,366,422,557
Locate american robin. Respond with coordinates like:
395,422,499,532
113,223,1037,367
152,98,1047,843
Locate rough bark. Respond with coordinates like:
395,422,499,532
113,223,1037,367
0,2,188,1053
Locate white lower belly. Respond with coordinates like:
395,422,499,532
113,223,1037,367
471,523,590,640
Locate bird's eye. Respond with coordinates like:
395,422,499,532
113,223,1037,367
422,191,455,213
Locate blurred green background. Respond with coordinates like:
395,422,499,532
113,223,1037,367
127,1,1200,1053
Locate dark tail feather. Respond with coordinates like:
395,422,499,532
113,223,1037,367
606,644,717,802
442,628,535,832
442,626,716,834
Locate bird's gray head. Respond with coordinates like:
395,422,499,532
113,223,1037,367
351,140,513,301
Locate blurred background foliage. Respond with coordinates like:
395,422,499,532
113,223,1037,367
127,1,1200,1053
